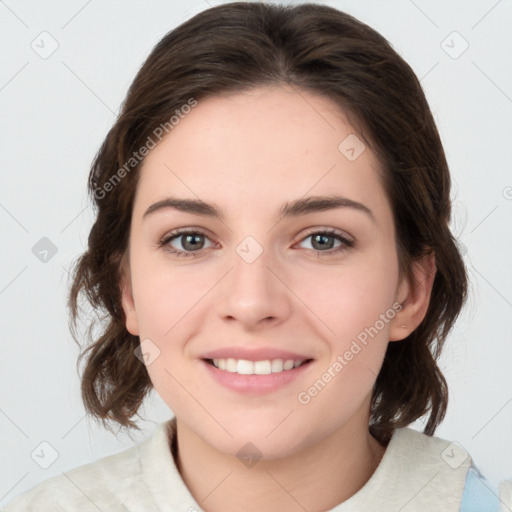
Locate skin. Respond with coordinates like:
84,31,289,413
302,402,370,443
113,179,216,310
120,85,436,512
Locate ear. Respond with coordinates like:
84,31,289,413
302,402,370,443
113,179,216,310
388,251,436,342
119,253,140,336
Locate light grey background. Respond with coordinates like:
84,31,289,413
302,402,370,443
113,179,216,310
1,0,511,505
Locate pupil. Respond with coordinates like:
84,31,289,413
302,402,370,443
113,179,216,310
183,234,203,251
313,234,333,250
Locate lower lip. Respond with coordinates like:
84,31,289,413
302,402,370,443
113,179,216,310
201,360,312,394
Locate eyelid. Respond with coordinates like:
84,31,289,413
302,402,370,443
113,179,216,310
160,226,354,246
295,226,354,244
159,227,213,247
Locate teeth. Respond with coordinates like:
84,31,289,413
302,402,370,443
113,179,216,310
237,359,253,375
271,359,284,372
253,360,272,375
283,360,294,370
210,358,305,375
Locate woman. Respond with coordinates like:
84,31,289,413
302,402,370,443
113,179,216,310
4,2,506,510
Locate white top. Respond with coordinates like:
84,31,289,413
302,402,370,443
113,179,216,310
2,418,508,511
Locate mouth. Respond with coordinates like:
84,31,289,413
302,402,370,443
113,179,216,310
204,357,313,375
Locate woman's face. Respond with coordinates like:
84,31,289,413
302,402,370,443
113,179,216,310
121,85,414,459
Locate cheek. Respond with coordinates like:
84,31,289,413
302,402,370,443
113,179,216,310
131,253,207,338
131,259,207,410
293,249,399,345
130,257,214,400
293,257,397,419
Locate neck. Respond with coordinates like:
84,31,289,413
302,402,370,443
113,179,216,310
173,418,386,512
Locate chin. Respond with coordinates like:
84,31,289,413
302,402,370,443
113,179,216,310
213,414,313,461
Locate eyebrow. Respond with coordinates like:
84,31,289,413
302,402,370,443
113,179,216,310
143,195,375,223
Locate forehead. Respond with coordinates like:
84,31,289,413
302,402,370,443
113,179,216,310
134,86,390,222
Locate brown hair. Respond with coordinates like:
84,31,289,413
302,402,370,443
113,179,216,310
68,1,468,443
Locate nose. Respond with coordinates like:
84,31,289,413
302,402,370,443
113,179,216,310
216,240,293,329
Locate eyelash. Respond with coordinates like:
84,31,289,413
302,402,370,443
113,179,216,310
158,228,355,258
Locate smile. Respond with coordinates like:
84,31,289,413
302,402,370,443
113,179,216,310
207,358,308,375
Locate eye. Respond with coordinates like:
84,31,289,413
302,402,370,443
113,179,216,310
159,229,214,258
296,229,354,256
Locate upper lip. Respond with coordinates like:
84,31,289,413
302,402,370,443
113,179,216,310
201,347,312,362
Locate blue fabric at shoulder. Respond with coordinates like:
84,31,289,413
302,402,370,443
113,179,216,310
459,465,501,512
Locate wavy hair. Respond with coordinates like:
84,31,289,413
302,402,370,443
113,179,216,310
68,2,468,443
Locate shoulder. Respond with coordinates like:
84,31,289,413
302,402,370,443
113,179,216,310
3,443,143,512
390,428,506,512
390,426,473,473
2,422,172,512
374,426,472,511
